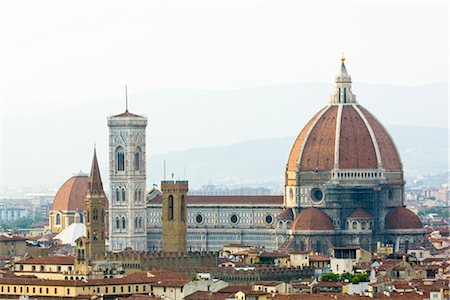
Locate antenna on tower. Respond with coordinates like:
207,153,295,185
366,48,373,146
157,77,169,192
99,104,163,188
163,160,166,181
125,84,128,112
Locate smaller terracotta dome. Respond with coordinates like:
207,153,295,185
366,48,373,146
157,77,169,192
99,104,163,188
291,208,334,231
385,207,422,230
348,208,373,219
277,208,294,221
51,174,89,211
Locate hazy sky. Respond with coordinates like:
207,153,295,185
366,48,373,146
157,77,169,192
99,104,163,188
1,1,448,118
0,1,448,189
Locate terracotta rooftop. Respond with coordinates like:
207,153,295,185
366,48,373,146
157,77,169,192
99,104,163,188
0,235,27,242
277,208,294,221
309,255,330,262
286,104,402,172
51,175,88,211
0,270,188,287
149,195,283,206
385,207,423,230
348,207,372,219
291,208,334,231
17,256,75,265
112,110,144,118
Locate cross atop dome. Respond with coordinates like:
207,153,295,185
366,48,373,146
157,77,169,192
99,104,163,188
329,55,357,104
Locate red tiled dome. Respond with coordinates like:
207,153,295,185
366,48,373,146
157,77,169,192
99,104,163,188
277,208,294,221
291,208,334,231
385,207,422,230
286,104,402,173
348,208,373,219
51,175,88,211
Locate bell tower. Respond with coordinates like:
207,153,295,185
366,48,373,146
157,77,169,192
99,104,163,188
85,149,107,258
108,108,147,251
161,180,188,253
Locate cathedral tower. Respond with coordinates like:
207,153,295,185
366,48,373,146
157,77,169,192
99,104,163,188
108,109,147,251
161,180,188,253
85,149,107,258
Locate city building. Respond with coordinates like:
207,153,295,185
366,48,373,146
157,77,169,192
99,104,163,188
145,57,426,253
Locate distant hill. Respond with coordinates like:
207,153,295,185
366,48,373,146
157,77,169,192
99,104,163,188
2,82,448,189
148,125,449,189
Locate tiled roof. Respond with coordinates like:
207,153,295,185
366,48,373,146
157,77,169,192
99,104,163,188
51,175,88,211
149,195,283,206
291,208,334,231
0,235,27,242
0,270,188,287
277,208,294,221
385,207,423,230
112,110,144,118
348,207,372,219
286,104,402,172
16,256,75,265
309,255,330,262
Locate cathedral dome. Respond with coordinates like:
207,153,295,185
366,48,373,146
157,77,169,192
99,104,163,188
51,174,89,211
286,59,401,174
385,207,422,230
291,208,334,231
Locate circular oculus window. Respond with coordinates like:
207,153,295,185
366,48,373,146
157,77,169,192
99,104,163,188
195,214,204,224
230,214,239,225
265,215,273,224
311,188,324,202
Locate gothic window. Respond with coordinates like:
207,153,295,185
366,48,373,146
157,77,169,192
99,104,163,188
93,208,98,221
138,217,142,229
134,147,141,171
316,240,322,253
180,195,186,222
79,213,84,223
361,221,367,230
121,190,126,202
122,217,126,229
134,217,138,230
55,213,61,225
116,146,125,171
115,190,120,202
168,195,174,221
116,217,120,229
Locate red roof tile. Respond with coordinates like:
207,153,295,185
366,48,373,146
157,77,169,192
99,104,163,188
291,208,334,231
51,175,88,211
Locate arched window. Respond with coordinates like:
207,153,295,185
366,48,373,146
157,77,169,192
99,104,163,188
93,209,98,221
115,190,121,202
121,190,126,202
316,240,322,253
116,217,120,229
138,217,142,229
352,221,357,230
361,221,367,230
55,213,61,225
79,213,84,223
134,217,138,230
180,195,185,222
122,217,126,229
116,146,125,171
168,195,174,221
134,147,141,171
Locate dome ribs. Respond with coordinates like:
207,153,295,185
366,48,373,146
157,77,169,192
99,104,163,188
299,106,338,171
358,106,402,171
339,106,377,169
287,106,328,172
